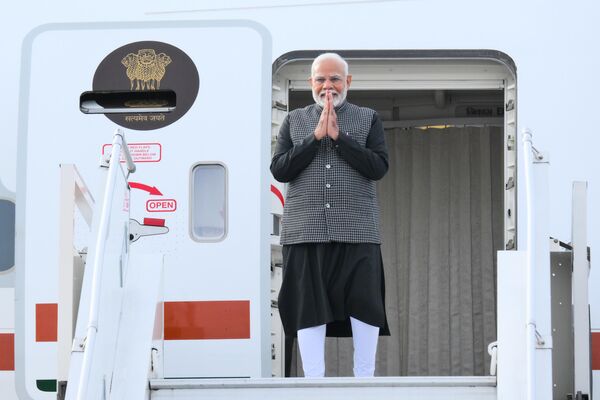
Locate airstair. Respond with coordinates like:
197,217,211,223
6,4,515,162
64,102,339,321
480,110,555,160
55,127,501,400
56,127,592,400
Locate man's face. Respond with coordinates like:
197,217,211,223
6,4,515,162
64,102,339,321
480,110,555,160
310,58,352,107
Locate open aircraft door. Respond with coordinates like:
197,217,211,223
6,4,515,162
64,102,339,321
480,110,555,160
16,21,272,398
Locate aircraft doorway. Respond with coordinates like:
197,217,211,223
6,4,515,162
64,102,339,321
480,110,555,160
271,51,516,377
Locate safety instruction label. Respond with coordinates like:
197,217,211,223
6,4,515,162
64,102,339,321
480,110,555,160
122,191,130,212
146,199,177,212
102,142,162,163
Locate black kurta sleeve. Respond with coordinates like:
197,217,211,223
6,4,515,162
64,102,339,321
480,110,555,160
333,112,389,180
270,114,321,182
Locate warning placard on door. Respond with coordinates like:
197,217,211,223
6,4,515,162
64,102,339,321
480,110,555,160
102,142,162,163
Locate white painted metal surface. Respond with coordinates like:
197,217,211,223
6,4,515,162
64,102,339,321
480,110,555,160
110,254,163,399
57,165,94,384
531,148,553,400
0,372,18,400
149,377,497,400
0,289,16,332
497,250,527,400
572,181,591,397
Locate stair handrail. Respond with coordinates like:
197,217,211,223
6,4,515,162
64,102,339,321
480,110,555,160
76,128,134,400
522,128,538,400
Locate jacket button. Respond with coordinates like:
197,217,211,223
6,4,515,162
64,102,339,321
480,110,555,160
325,203,330,208
325,164,331,169
326,184,331,188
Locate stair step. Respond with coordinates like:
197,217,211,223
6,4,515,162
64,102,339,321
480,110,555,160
150,376,497,400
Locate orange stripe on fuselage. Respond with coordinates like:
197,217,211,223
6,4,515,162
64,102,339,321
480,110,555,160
164,301,250,340
0,333,14,371
592,332,600,370
36,304,58,342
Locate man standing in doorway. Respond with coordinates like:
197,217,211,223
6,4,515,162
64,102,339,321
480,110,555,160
271,53,389,378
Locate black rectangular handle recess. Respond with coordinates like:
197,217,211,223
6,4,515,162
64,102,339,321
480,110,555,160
80,90,176,114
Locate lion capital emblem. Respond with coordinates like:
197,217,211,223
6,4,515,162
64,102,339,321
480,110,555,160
121,49,172,90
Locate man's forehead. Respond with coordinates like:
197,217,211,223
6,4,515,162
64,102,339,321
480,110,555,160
313,72,343,78
313,59,346,76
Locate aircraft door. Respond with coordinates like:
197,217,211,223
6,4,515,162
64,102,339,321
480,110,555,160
17,21,271,398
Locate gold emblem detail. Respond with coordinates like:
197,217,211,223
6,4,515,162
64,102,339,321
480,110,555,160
124,100,169,108
121,49,172,90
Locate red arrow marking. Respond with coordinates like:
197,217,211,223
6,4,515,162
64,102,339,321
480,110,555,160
129,182,163,196
271,184,284,207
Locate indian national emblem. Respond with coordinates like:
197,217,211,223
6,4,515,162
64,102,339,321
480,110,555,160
121,49,172,90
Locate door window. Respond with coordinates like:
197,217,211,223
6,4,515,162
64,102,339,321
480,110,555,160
191,164,227,241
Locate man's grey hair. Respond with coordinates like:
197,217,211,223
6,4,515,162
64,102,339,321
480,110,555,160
311,53,349,77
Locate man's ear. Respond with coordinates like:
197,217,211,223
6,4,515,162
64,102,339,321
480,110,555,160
308,77,313,86
346,74,353,88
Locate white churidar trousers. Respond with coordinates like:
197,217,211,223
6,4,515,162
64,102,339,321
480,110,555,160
297,317,380,377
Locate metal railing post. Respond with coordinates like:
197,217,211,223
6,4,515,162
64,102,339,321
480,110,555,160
572,181,591,398
522,128,537,400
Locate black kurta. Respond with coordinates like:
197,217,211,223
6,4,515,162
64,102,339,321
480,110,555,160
279,242,390,337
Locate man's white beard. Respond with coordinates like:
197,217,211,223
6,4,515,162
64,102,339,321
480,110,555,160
313,87,347,107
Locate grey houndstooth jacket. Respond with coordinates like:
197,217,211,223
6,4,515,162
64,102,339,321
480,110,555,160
272,102,388,245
